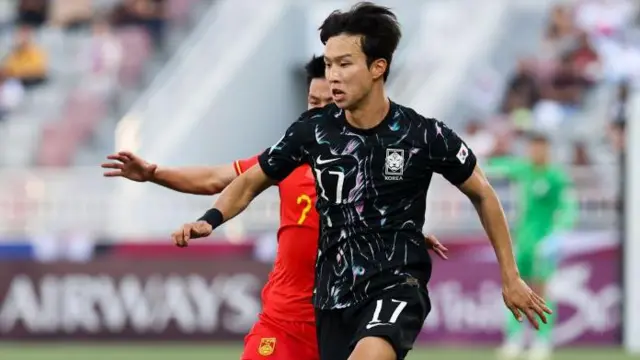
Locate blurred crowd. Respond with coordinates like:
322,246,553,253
464,0,639,164
0,0,168,122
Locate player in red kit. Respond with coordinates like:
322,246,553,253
103,56,448,359
232,153,319,359
103,56,327,360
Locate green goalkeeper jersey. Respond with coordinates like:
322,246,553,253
485,157,578,246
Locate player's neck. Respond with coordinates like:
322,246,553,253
345,87,389,130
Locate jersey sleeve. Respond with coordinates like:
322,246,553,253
426,119,477,185
233,155,259,175
258,118,309,181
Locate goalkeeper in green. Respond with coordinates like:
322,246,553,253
488,133,578,360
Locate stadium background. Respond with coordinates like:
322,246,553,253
0,0,638,359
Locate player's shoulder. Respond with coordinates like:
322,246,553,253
297,103,340,125
394,103,447,129
394,103,462,145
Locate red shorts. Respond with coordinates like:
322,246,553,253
241,313,318,360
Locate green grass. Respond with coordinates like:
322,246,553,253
0,342,640,360
0,344,637,360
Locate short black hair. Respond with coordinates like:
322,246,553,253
319,2,401,81
305,55,325,85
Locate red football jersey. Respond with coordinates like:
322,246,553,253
234,155,319,322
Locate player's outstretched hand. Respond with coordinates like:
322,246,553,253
424,234,448,260
102,151,157,182
502,277,552,330
172,221,212,247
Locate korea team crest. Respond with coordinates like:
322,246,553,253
384,148,404,180
258,338,276,356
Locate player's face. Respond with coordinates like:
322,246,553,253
324,34,383,110
529,140,550,165
307,78,332,110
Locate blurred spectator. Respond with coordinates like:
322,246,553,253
540,5,576,60
502,58,540,113
608,81,629,152
0,70,25,121
463,120,496,160
16,0,48,27
49,0,93,30
500,58,541,132
571,142,591,166
611,80,630,124
82,18,123,91
545,54,590,108
1,26,48,88
110,0,167,47
566,32,602,83
609,121,625,153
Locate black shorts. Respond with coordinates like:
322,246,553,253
315,280,430,360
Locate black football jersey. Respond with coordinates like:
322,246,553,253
258,102,476,310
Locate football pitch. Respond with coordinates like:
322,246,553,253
0,344,638,360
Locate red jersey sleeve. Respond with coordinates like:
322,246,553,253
233,155,260,175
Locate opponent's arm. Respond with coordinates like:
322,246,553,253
103,151,258,195
172,117,309,245
152,164,237,195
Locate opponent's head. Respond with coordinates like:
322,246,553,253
319,2,401,109
306,55,332,110
527,132,551,166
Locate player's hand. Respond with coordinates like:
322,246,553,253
424,234,448,260
172,221,212,247
502,276,552,330
102,151,157,182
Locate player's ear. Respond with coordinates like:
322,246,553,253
370,59,387,81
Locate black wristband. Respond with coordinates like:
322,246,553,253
197,208,224,229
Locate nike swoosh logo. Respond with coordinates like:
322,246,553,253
365,322,391,330
316,156,340,165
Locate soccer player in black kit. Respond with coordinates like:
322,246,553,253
173,3,552,360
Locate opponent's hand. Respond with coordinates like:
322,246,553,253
424,234,448,260
502,276,552,330
102,151,157,182
172,221,212,247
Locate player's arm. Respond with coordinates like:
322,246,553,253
152,164,238,195
426,119,551,327
458,166,518,280
103,151,260,195
172,118,309,245
460,167,552,327
208,164,277,223
152,156,260,195
426,120,517,279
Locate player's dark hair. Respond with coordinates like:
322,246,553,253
305,55,325,85
319,2,401,81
